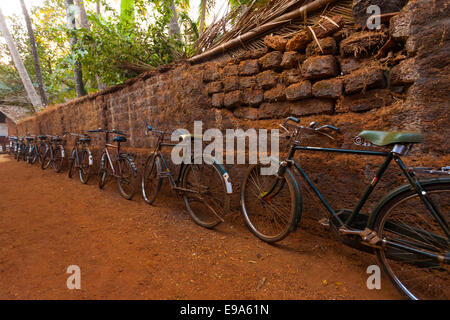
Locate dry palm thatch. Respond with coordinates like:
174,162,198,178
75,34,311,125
190,0,353,63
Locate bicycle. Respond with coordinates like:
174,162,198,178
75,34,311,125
88,128,137,200
26,135,48,165
240,116,449,300
8,136,17,156
17,135,33,162
141,125,233,229
66,132,94,184
41,135,66,172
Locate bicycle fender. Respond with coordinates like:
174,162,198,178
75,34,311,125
204,155,233,194
368,177,450,228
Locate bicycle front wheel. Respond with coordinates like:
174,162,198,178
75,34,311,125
374,179,450,300
53,145,65,173
182,162,230,229
79,149,92,184
240,163,302,243
142,153,162,205
68,148,76,178
41,146,52,170
117,155,136,200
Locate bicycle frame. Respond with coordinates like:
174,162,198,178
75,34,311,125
102,142,123,178
281,145,449,237
151,133,189,189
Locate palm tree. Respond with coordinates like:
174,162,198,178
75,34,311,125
65,0,86,97
198,0,207,36
19,0,48,106
0,7,41,112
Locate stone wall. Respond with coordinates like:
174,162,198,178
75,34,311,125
16,0,449,216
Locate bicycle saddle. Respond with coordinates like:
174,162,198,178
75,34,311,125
79,137,91,142
25,137,35,141
38,135,47,140
358,131,424,146
113,136,127,143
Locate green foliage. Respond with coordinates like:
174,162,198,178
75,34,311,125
76,0,184,86
0,0,257,107
120,0,135,24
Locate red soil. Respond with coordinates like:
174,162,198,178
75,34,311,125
0,154,401,299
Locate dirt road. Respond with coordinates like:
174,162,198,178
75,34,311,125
0,154,401,299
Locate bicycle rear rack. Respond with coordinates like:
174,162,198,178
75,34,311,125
410,166,450,175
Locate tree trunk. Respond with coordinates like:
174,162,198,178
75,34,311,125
0,7,41,112
65,0,86,97
199,0,207,36
19,0,48,106
168,1,181,38
95,0,106,90
74,0,90,29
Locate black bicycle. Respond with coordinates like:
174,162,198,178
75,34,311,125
17,135,33,163
142,125,233,228
8,136,17,156
26,135,48,165
67,132,94,184
88,128,137,200
240,116,449,300
41,135,66,172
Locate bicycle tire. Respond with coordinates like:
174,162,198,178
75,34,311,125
117,155,136,200
373,179,450,300
182,162,230,229
79,149,92,184
41,145,51,170
98,152,108,189
53,145,65,173
240,163,302,243
68,148,76,178
141,153,163,205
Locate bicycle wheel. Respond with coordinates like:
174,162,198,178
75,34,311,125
142,153,163,205
241,163,302,242
27,144,36,164
117,155,136,200
68,148,76,178
37,143,45,164
53,145,64,173
79,149,92,184
98,152,109,189
182,163,230,229
17,144,24,162
373,180,450,300
31,144,39,164
41,145,52,170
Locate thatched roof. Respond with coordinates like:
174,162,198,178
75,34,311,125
190,0,353,63
0,105,29,123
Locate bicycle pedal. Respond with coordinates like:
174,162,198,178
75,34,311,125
360,228,381,247
318,218,330,228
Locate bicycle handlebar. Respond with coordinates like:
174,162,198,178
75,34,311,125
146,125,170,136
281,117,340,139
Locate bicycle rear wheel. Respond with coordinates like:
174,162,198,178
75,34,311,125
182,162,230,229
142,153,163,205
374,180,450,300
53,145,65,173
68,148,76,178
41,146,52,170
117,155,136,200
240,163,302,242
